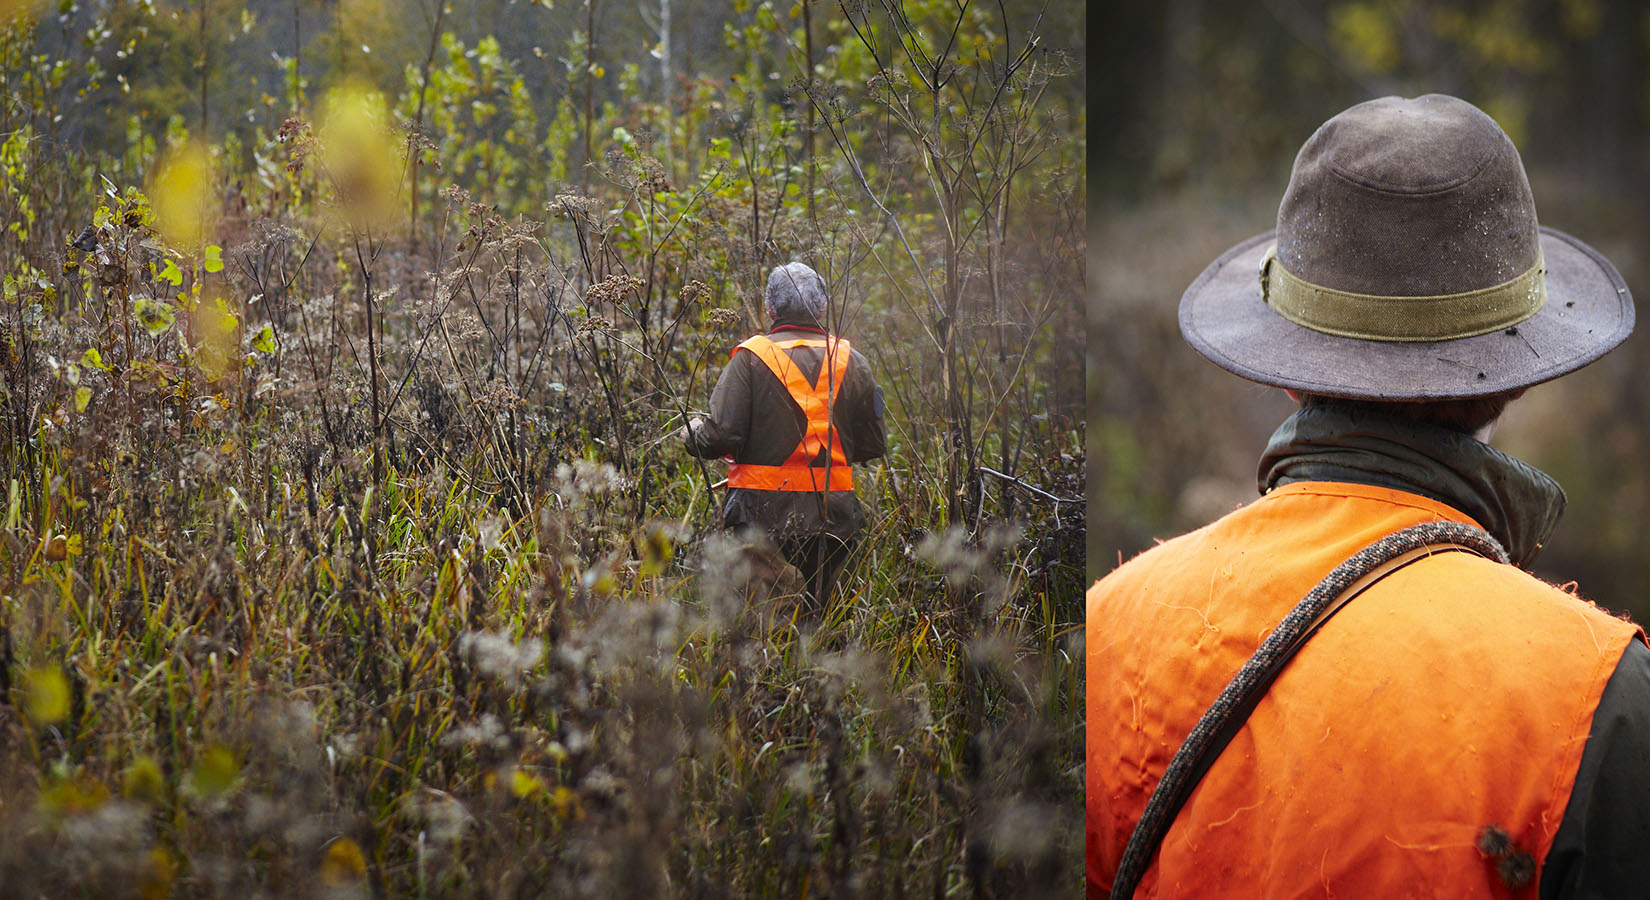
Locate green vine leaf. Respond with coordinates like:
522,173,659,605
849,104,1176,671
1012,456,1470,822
134,297,177,336
251,324,275,354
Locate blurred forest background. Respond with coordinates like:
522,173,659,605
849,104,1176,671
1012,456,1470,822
0,0,1085,896
1091,0,1650,621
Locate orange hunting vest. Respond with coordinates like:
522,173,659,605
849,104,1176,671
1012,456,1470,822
726,334,854,492
1088,481,1642,899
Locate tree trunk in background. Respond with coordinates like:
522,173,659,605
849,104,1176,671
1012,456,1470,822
659,0,671,114
411,0,448,266
292,0,302,106
198,0,210,133
334,0,346,80
803,0,815,229
1159,0,1201,187
1586,0,1631,194
582,0,598,191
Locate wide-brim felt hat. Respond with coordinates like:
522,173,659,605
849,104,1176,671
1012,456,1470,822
1180,94,1634,400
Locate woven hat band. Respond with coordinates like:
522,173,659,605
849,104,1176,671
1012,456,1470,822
1259,244,1547,341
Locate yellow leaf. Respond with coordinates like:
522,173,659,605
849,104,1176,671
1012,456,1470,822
123,755,165,803
0,1,35,25
192,295,241,381
317,82,404,229
511,767,545,798
73,386,90,413
321,837,367,885
639,525,674,577
551,785,582,820
138,846,178,900
24,665,70,725
38,774,108,816
189,744,240,797
149,141,216,250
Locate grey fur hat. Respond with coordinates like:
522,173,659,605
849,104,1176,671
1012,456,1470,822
765,262,828,324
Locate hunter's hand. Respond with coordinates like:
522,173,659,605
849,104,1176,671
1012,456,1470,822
678,417,705,442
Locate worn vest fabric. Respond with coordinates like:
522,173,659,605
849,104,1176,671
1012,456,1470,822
726,334,854,491
1088,482,1640,898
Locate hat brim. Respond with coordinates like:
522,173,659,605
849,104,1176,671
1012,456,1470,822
1179,227,1634,400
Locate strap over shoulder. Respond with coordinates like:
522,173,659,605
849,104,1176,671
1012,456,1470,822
732,333,851,358
726,333,855,492
1110,519,1508,898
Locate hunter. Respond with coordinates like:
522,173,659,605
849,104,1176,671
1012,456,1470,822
683,261,885,612
1090,95,1650,898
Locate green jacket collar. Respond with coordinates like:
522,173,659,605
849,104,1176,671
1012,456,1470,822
1258,402,1565,568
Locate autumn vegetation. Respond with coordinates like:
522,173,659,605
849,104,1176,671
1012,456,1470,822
0,0,1085,896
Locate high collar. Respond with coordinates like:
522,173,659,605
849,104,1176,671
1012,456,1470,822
768,322,827,336
1257,402,1565,568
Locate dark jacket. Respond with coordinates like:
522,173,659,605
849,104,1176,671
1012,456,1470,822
1088,401,1650,899
1259,402,1650,900
684,322,885,541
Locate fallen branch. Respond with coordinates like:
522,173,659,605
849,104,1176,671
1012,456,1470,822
979,465,1081,528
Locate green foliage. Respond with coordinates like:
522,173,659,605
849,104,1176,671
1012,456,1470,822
0,2,1084,897
401,31,543,213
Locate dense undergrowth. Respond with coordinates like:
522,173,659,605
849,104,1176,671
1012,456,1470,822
0,2,1084,896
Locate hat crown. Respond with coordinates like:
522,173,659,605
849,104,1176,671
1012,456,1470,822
1277,94,1540,297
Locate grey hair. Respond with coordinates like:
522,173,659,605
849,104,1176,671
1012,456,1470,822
764,261,828,324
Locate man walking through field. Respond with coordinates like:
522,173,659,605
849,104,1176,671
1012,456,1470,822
1089,95,1650,898
683,261,885,613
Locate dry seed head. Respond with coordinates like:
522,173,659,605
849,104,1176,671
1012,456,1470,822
554,459,626,504
458,630,544,683
405,789,474,845
550,192,598,218
679,280,710,305
473,380,526,413
442,713,509,750
277,117,315,173
584,274,643,307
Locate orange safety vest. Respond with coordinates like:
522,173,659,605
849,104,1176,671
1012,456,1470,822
1088,481,1642,899
726,334,854,492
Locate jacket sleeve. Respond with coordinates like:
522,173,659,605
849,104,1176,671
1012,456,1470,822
683,351,750,459
1539,637,1650,900
840,349,886,464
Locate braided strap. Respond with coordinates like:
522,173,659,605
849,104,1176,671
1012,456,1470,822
1110,519,1507,898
